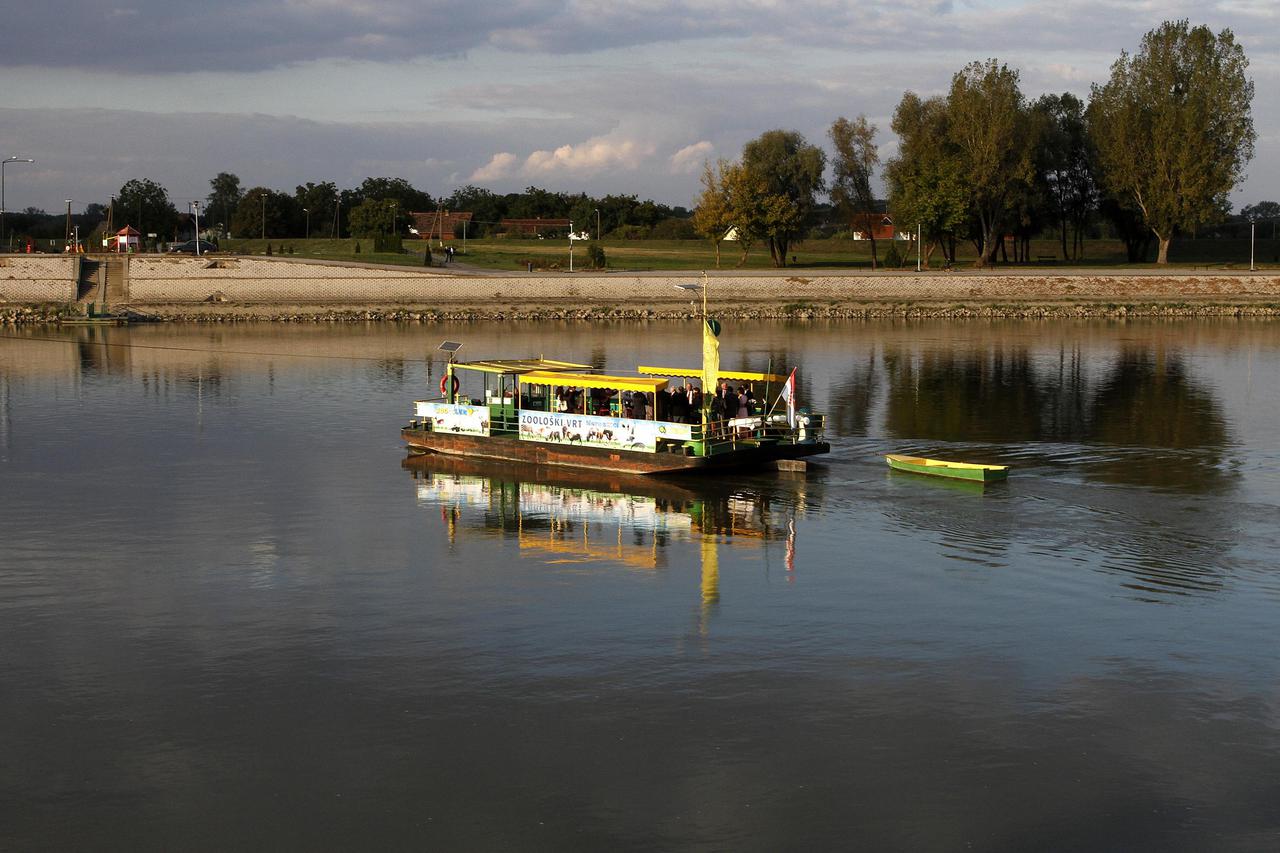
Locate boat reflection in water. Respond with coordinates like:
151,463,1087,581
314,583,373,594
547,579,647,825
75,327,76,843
403,455,810,623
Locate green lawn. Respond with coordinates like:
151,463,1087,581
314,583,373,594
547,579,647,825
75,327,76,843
221,236,1279,271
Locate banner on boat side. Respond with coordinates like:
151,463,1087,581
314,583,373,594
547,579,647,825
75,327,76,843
518,411,692,453
417,401,490,436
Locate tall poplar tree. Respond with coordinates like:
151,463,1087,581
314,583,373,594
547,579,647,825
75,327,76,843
828,116,882,269
945,60,1039,267
1088,20,1255,264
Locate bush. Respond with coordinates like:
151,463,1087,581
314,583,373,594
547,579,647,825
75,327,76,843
354,242,361,254
587,244,606,269
650,217,697,240
422,245,433,266
613,224,648,240
882,241,904,269
265,243,272,256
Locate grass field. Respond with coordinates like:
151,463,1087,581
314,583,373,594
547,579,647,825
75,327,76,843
221,236,1280,271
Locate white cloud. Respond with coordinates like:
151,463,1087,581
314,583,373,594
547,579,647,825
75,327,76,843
470,152,518,181
521,137,655,176
669,141,713,173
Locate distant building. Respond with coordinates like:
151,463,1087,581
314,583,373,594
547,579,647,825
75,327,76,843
850,213,912,241
109,225,141,253
409,210,474,240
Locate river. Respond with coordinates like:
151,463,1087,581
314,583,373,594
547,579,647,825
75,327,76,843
2,319,1278,850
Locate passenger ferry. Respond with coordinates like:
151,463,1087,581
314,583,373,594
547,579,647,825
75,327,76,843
402,323,829,475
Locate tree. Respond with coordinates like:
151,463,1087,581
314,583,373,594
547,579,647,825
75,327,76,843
356,177,433,213
884,92,968,267
692,160,734,268
117,178,178,246
945,60,1039,267
828,116,882,268
347,197,399,238
207,172,242,238
294,181,338,237
231,187,294,239
1241,201,1279,240
446,185,504,236
1088,20,1255,264
739,130,826,267
1034,94,1097,261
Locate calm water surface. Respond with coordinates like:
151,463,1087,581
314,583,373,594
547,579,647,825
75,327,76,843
2,320,1279,851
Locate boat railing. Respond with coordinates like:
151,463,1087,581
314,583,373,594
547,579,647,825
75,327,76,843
408,403,825,453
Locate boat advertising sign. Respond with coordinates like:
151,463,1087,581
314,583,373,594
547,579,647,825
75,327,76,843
518,411,691,453
416,401,491,436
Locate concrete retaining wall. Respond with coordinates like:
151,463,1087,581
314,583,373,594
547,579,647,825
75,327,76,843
0,256,77,302
5,255,1280,306
123,257,1280,304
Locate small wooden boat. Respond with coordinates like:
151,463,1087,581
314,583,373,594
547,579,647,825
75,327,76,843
885,454,1009,482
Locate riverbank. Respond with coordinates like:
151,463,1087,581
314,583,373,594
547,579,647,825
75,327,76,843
3,255,1279,323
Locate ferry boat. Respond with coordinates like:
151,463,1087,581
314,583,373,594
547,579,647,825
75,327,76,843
402,322,829,475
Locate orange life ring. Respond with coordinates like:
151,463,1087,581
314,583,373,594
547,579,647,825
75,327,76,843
440,375,460,397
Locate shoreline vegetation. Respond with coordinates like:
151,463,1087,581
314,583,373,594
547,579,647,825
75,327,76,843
216,235,1280,273
7,301,1280,326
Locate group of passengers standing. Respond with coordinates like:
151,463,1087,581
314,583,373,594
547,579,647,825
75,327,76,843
553,380,758,430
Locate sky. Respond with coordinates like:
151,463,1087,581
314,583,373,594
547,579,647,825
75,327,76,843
0,0,1275,218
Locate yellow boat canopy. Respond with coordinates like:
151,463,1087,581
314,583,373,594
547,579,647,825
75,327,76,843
637,365,787,383
453,358,590,375
520,370,669,394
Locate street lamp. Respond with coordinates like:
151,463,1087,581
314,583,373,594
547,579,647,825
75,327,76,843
260,192,266,240
302,207,309,241
2,157,35,252
191,201,202,256
594,208,600,242
1250,217,1256,272
64,199,73,252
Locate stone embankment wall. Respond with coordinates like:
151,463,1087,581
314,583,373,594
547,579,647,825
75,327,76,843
0,256,77,302
122,256,1280,305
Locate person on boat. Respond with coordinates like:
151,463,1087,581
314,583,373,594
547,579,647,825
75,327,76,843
669,387,688,423
709,393,725,435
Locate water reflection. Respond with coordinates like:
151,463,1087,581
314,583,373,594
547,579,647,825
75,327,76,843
404,454,809,621
878,341,1233,492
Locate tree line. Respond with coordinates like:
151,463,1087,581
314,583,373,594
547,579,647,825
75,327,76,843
4,176,693,249
694,19,1257,267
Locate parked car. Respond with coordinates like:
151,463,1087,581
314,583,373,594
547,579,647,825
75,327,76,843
169,240,218,254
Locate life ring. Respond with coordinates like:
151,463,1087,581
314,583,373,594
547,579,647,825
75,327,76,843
440,375,460,397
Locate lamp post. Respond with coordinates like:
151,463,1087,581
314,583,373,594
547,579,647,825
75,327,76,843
302,207,309,241
594,208,600,242
191,201,202,256
65,199,73,252
260,192,266,240
569,220,574,272
1250,218,1256,272
2,156,35,252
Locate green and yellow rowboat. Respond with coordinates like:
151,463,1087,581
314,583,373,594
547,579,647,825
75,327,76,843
885,454,1009,482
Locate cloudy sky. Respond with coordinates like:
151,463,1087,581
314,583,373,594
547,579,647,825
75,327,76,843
1,0,1275,217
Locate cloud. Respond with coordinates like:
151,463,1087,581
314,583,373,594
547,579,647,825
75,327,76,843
470,153,518,182
521,136,656,176
669,141,714,174
5,0,1269,75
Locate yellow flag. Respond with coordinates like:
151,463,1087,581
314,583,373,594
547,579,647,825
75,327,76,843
701,318,720,420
